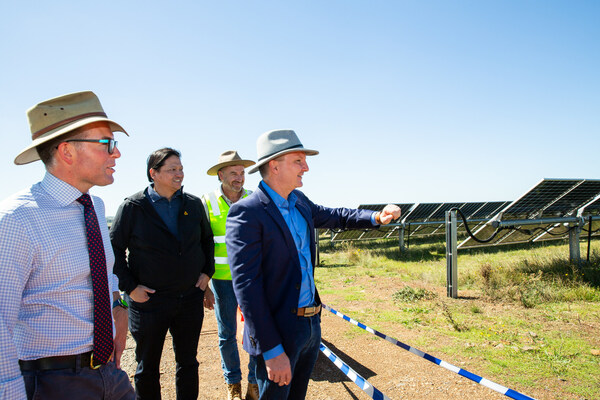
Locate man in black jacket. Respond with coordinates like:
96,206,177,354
111,148,214,400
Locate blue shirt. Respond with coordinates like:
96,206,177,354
0,172,118,398
147,185,182,239
262,182,315,307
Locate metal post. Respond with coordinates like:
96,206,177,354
587,216,592,263
445,210,458,298
398,224,405,253
569,224,581,264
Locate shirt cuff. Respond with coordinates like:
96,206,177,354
370,212,379,226
263,344,284,360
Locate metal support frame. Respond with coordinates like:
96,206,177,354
398,224,405,253
569,225,581,263
493,216,599,264
445,210,458,298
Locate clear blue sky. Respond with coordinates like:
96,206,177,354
1,1,598,216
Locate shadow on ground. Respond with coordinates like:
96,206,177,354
311,338,376,383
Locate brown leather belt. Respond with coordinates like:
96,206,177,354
19,351,105,371
297,304,321,317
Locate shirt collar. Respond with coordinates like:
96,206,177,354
40,171,85,207
147,184,182,203
219,185,246,207
262,181,297,209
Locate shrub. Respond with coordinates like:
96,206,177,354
392,286,436,302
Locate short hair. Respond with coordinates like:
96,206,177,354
37,127,85,167
146,148,181,182
258,163,270,178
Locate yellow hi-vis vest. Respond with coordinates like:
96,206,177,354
203,189,251,280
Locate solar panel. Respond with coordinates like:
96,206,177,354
470,201,511,218
427,203,465,220
457,202,486,218
402,203,441,222
325,203,413,241
459,179,600,249
544,180,600,216
497,180,574,219
358,203,414,214
407,223,443,237
581,196,600,216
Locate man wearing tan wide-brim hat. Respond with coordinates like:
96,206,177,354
0,91,134,399
201,150,260,400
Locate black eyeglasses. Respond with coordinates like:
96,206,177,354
65,139,118,154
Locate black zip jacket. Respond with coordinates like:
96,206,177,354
110,188,214,296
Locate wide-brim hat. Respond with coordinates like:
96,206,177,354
14,91,128,165
248,129,318,174
207,150,256,176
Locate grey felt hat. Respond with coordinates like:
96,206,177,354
248,129,318,174
15,91,128,165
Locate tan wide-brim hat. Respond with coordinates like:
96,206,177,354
14,91,128,165
248,129,318,174
207,150,255,176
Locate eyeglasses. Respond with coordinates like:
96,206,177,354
65,139,118,154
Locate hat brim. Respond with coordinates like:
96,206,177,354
206,159,256,176
14,116,128,165
248,148,319,174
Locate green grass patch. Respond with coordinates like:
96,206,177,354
316,236,600,399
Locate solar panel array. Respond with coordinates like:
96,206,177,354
324,201,509,242
324,203,414,241
459,179,600,249
319,179,600,250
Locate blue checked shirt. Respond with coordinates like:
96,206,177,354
0,172,118,399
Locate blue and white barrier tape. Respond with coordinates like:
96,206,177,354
322,303,537,400
320,342,391,400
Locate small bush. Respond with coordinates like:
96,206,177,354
393,286,436,302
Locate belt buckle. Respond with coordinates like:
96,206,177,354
304,306,318,317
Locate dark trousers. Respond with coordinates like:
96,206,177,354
256,314,321,400
22,360,134,400
127,289,204,400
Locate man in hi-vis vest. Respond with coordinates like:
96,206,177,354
202,151,258,400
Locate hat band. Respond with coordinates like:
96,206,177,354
258,144,304,161
32,112,108,140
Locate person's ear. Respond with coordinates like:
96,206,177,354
55,142,75,166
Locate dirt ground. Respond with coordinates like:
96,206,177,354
120,299,528,400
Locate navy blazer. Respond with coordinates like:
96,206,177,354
225,182,375,357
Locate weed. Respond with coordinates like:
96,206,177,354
471,305,482,314
392,286,436,302
440,301,468,332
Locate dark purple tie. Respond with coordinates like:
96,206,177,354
77,193,114,365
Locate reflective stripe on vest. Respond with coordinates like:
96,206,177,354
213,236,226,244
208,190,221,217
214,257,228,264
203,189,250,280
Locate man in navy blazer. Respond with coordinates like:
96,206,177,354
226,129,400,399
